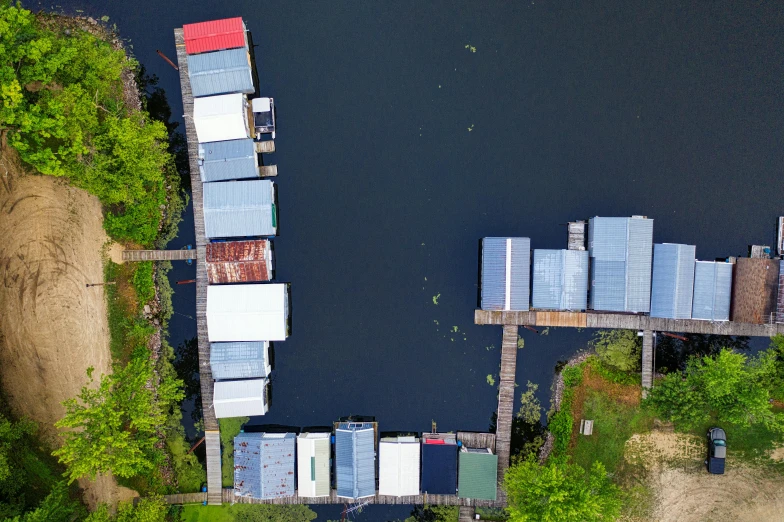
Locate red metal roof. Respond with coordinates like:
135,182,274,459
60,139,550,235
183,17,246,55
206,240,271,284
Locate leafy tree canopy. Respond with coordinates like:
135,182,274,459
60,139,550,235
503,455,622,522
591,330,641,372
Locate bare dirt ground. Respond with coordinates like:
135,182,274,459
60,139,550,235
625,432,784,522
0,145,136,508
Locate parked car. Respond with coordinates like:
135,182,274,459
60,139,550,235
705,427,726,474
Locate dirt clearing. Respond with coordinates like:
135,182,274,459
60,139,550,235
625,431,784,522
0,145,136,508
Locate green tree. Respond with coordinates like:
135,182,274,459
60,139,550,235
85,497,167,522
591,330,641,372
517,381,542,424
406,505,458,522
758,335,784,401
53,358,184,483
9,481,83,522
503,455,621,522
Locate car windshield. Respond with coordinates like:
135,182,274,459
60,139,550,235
714,440,726,446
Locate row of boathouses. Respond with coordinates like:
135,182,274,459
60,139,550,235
181,17,288,419
232,425,499,502
480,216,784,326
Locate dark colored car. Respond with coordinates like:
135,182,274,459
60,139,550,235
706,427,726,474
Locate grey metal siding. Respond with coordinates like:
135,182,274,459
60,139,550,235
234,433,295,499
203,180,276,239
480,237,530,311
199,139,258,182
692,261,733,321
532,249,588,310
651,244,696,319
336,423,375,499
626,217,654,313
188,48,254,97
210,341,269,379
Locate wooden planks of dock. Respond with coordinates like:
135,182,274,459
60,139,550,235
223,488,500,507
641,329,653,396
174,27,221,505
122,249,197,262
494,324,518,504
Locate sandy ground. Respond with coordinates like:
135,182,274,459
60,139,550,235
625,432,784,522
0,146,136,508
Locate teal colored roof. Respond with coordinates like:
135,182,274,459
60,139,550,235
457,451,498,500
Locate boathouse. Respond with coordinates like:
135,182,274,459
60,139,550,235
650,243,696,319
209,341,271,380
692,261,733,321
531,249,589,311
480,237,531,311
378,436,420,497
193,93,251,143
335,422,376,500
234,432,295,499
731,258,781,324
588,216,654,313
183,17,248,55
199,139,259,182
206,239,273,283
296,433,331,498
457,447,498,501
420,433,458,495
188,48,254,98
213,378,268,418
202,180,276,239
206,284,289,342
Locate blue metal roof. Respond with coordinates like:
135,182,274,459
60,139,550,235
199,139,258,182
187,48,255,97
335,423,376,499
209,341,269,380
650,244,696,319
203,180,276,239
692,261,732,321
532,249,589,310
588,217,653,312
420,442,458,495
234,432,296,499
480,237,530,311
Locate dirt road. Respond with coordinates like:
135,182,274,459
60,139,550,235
0,146,135,507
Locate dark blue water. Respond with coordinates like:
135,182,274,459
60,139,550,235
42,0,784,518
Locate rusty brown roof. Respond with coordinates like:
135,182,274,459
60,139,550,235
730,258,780,324
206,240,272,284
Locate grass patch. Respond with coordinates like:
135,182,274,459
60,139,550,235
689,406,784,465
219,417,248,488
180,504,317,522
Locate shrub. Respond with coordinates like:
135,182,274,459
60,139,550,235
591,330,641,372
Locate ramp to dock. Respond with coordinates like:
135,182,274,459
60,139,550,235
494,325,518,502
205,431,222,505
122,249,197,261
641,329,653,396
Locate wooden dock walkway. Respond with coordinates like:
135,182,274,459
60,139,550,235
494,325,518,503
174,27,220,504
255,140,275,154
223,488,500,507
475,310,784,337
205,431,222,505
459,506,476,522
641,329,653,396
122,249,197,262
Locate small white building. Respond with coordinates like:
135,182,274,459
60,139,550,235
378,436,420,497
206,284,289,342
213,378,268,418
193,93,250,143
296,433,331,497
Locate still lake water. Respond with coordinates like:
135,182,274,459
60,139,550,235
45,0,784,518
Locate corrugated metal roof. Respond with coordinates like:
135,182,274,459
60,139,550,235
457,450,498,500
234,432,295,499
650,244,696,319
480,237,530,311
420,439,457,494
213,379,267,418
206,240,272,283
296,434,331,497
206,284,288,342
193,94,249,143
692,261,732,321
210,341,270,380
188,48,254,97
378,436,420,497
532,249,589,310
203,180,276,239
199,139,258,182
588,217,653,312
336,423,376,499
183,17,247,55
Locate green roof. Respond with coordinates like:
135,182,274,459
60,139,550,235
457,451,498,500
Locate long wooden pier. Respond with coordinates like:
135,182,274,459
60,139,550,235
494,325,518,503
174,28,221,505
122,249,197,261
641,329,653,397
